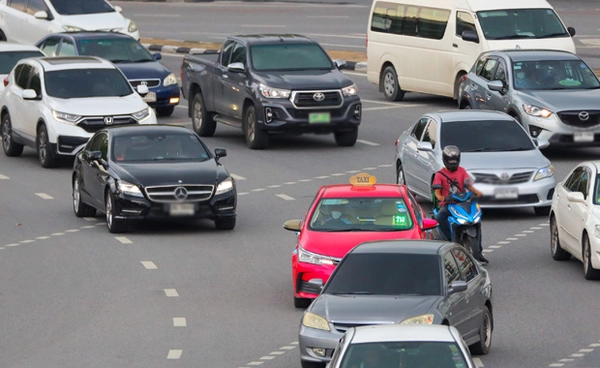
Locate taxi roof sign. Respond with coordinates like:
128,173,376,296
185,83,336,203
350,172,376,186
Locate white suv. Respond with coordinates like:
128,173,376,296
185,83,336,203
0,0,139,45
0,56,157,168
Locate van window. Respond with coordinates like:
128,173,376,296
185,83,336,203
456,11,476,37
418,7,450,40
370,1,449,40
477,8,569,40
403,6,418,36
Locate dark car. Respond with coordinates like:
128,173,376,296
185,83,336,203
36,31,180,117
72,125,236,233
298,239,493,368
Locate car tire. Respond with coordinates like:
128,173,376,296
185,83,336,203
460,102,472,109
534,206,550,216
334,128,358,147
37,124,59,168
396,162,406,185
215,217,236,230
381,65,405,102
0,30,6,42
582,234,600,280
156,106,175,117
469,305,492,355
192,92,216,137
454,72,467,100
300,360,325,368
105,190,127,233
244,104,268,149
550,215,571,261
72,176,96,218
294,295,311,309
1,113,23,157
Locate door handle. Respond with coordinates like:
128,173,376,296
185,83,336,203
486,93,492,100
452,43,458,48
221,74,228,79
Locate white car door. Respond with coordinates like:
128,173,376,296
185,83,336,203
557,168,585,252
0,0,26,43
5,63,32,140
19,64,43,140
565,167,591,259
23,0,55,45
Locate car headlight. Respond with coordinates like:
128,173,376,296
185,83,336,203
595,224,600,239
163,73,178,87
215,177,234,195
128,20,138,33
63,25,83,32
342,83,358,97
534,165,555,181
259,83,291,99
523,104,552,118
298,246,336,266
53,110,82,124
118,180,143,197
132,107,151,122
400,314,434,325
302,312,330,331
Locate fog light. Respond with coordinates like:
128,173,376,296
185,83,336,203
529,125,543,137
311,348,326,357
169,97,180,104
265,107,273,123
353,104,361,120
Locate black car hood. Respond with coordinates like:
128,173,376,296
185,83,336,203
309,294,442,323
254,69,352,90
113,160,222,187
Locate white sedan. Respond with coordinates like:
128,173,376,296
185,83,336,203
550,161,600,279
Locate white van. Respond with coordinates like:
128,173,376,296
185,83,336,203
366,0,576,101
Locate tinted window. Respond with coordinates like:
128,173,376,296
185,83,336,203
29,68,41,96
444,251,461,286
40,38,61,57
478,8,568,40
8,0,27,12
456,11,476,37
15,64,32,89
593,175,600,205
512,59,600,90
111,133,210,162
441,119,535,152
578,169,590,198
479,59,497,81
89,133,108,160
411,117,428,139
26,0,48,14
0,51,44,74
251,43,333,71
49,0,115,15
370,2,449,40
58,39,77,57
220,41,235,66
564,168,584,192
452,248,478,282
78,38,154,62
418,7,450,40
230,43,246,66
325,253,441,296
45,69,132,98
494,61,507,86
422,120,437,148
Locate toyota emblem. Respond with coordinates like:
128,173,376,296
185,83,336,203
501,173,510,180
104,117,114,125
313,92,325,102
140,81,148,86
579,111,590,121
174,187,188,200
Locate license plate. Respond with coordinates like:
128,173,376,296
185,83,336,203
309,112,330,124
143,92,157,102
169,203,194,216
574,131,595,142
494,187,518,199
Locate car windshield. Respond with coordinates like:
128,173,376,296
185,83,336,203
339,341,468,368
0,51,44,74
45,69,132,98
512,59,600,90
78,38,154,63
441,119,535,152
324,253,441,296
112,133,211,162
250,43,333,71
477,8,568,40
308,197,414,232
50,0,115,15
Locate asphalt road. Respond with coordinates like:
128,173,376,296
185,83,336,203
2,1,600,368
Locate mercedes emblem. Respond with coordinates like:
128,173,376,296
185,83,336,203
174,187,188,200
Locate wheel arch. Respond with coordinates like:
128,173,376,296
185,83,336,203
454,70,468,100
187,82,201,118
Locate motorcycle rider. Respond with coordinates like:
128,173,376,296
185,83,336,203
433,145,487,263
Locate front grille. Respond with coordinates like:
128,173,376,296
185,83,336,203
145,184,214,203
473,171,533,185
292,90,342,108
77,116,137,133
558,110,600,128
129,79,161,88
332,322,391,334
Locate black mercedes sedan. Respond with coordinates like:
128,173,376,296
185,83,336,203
71,125,236,233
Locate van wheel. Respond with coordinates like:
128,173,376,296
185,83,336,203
192,92,216,137
381,66,405,101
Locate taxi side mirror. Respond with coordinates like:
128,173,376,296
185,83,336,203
421,218,438,230
283,219,302,232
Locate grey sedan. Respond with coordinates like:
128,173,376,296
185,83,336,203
459,49,600,146
394,110,555,215
298,240,493,368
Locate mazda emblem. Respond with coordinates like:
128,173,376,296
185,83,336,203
313,92,325,102
104,117,114,125
174,187,188,200
579,111,590,121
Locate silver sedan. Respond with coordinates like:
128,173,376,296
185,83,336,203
394,110,555,215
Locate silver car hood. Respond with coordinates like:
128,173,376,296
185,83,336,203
519,89,600,111
461,150,550,171
310,294,441,324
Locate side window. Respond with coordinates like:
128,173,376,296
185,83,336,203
16,64,32,89
456,11,476,37
474,56,486,74
402,6,418,36
479,59,498,81
493,61,507,86
28,68,41,96
564,168,584,192
443,251,461,287
578,169,590,198
417,7,450,40
8,0,27,12
40,37,61,57
220,41,235,66
452,248,478,282
422,120,438,148
411,117,428,140
26,0,48,15
58,39,77,56
89,134,109,160
407,191,423,229
229,43,246,66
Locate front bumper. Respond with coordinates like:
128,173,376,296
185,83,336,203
298,324,342,364
146,84,180,109
292,251,337,299
475,178,555,209
522,113,600,146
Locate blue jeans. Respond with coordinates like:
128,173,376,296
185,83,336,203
435,205,451,241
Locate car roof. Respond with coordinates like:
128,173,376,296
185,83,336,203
34,56,116,71
425,110,515,124
487,49,581,63
102,125,195,137
229,34,315,45
0,42,43,52
350,324,456,343
351,239,452,255
320,184,408,198
42,31,135,41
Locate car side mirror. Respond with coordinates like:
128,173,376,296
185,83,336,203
567,191,585,203
114,5,123,12
461,30,479,44
227,62,245,73
448,280,468,294
334,60,347,70
88,150,103,161
421,217,438,230
34,10,50,20
567,26,576,37
283,219,302,232
214,148,227,159
533,138,549,150
153,52,162,61
416,141,433,152
136,84,149,95
487,80,505,93
22,89,38,100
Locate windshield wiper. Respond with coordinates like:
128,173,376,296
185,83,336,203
317,228,360,232
538,32,569,38
109,59,132,63
331,291,372,295
492,147,532,152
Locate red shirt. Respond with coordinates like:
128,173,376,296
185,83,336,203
432,167,470,206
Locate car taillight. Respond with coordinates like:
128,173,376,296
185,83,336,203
395,138,399,146
3,78,8,87
460,74,468,83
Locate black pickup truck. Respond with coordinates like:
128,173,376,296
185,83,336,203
180,34,362,149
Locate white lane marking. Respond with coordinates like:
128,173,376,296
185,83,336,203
346,170,361,173
247,362,264,366
173,317,187,327
36,236,50,240
20,240,34,244
276,194,295,201
331,173,345,176
141,261,157,270
35,193,54,199
522,230,534,233
473,357,484,367
364,105,410,112
96,222,106,225
241,24,286,27
80,225,96,229
559,359,574,362
238,192,249,196
260,356,275,360
167,349,183,359
363,167,378,170
6,243,19,247
549,364,564,367
531,226,543,230
489,245,502,249
164,289,179,297
0,174,9,179
251,188,266,192
284,181,296,185
65,229,79,233
378,164,393,168
506,237,518,241
52,232,64,236
590,343,600,347
357,139,379,146
267,184,281,188
0,247,4,250
315,175,330,179
279,346,296,350
539,223,550,226
307,15,350,18
498,241,511,244
570,353,585,357
269,351,285,355
482,249,493,253
298,179,312,182
290,342,299,345
579,348,594,352
231,173,246,181
136,13,181,17
515,234,527,237
83,217,98,221
115,237,132,244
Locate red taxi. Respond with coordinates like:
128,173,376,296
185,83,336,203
283,173,439,308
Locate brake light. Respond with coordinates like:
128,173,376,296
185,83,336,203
395,138,399,146
3,77,7,87
460,74,468,83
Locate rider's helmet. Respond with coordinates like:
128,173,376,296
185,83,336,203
442,145,461,172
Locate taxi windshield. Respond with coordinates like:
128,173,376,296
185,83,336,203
308,197,413,231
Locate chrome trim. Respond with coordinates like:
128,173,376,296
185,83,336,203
145,184,214,203
290,89,343,109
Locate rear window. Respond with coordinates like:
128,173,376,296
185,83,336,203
250,43,333,71
45,69,132,98
0,51,44,74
